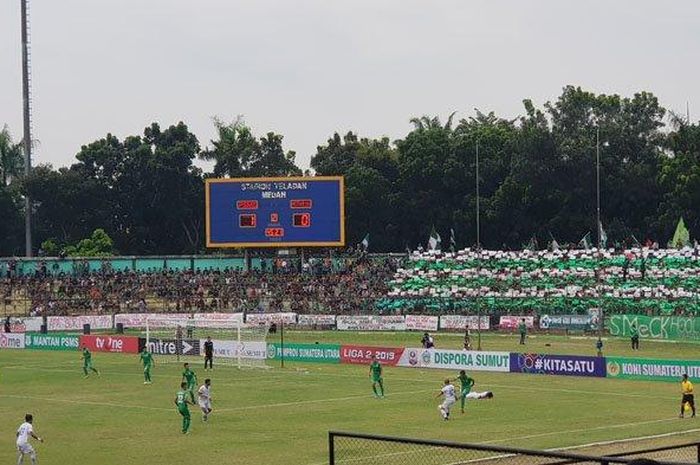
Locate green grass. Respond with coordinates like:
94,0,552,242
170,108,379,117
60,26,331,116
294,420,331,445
0,332,698,465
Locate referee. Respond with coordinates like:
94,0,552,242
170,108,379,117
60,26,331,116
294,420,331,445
204,336,214,371
680,374,696,418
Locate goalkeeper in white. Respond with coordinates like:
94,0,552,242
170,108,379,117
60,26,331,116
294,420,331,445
197,378,213,421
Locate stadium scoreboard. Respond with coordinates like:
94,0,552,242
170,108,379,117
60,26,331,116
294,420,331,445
206,176,345,248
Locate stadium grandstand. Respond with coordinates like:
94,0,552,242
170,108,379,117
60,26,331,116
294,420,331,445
3,245,700,319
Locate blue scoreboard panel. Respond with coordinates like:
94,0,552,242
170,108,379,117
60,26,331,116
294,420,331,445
205,176,345,248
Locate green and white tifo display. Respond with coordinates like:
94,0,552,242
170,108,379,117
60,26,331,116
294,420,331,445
1,318,699,465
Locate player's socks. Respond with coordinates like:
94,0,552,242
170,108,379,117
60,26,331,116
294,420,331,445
372,385,378,397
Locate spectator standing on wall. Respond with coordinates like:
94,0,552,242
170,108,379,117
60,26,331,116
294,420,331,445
518,319,527,345
630,323,640,350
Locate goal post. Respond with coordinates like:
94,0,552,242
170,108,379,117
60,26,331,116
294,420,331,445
144,316,271,369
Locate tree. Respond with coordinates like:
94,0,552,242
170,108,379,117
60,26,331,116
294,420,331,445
0,184,22,255
64,228,115,257
0,125,24,186
200,117,301,178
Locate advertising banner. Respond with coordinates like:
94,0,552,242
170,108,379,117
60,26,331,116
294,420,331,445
193,313,244,323
510,353,606,377
340,345,405,366
439,315,490,330
48,315,113,331
336,315,406,331
245,313,297,325
144,338,200,356
539,315,596,331
397,348,510,372
405,315,439,331
607,314,700,341
267,343,340,363
25,332,79,351
1,317,42,333
114,313,164,328
0,333,25,349
606,356,700,382
499,316,535,330
202,339,267,360
296,314,337,326
80,335,140,354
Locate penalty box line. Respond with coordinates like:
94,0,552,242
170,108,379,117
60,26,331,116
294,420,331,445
0,388,435,415
310,418,696,465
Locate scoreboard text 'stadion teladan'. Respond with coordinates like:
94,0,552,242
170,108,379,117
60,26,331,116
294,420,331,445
205,177,345,248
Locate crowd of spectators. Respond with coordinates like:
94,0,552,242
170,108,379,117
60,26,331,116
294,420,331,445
380,246,700,316
1,255,401,317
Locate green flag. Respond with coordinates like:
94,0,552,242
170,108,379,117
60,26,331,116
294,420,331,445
360,233,370,251
548,232,560,251
598,221,608,248
579,232,592,250
428,227,442,251
669,217,690,248
524,235,538,251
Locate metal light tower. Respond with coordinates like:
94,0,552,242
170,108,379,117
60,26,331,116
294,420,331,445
475,138,482,351
21,0,34,257
595,126,603,340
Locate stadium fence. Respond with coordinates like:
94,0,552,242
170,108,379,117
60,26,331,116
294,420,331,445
328,431,700,465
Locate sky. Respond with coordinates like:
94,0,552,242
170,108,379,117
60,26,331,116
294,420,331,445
1,0,699,171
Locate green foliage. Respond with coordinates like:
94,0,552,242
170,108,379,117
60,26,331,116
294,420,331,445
0,125,24,186
40,239,60,256
4,86,700,255
200,117,301,178
63,228,115,257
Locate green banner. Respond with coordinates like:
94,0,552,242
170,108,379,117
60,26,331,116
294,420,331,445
607,314,700,341
606,356,700,382
25,332,80,351
266,343,340,363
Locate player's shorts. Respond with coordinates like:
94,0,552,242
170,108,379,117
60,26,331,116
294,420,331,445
17,443,34,455
199,400,212,410
371,376,382,383
440,397,456,411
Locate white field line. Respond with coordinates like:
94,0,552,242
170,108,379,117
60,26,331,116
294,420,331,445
550,427,700,452
313,418,697,465
0,389,434,415
1,362,683,402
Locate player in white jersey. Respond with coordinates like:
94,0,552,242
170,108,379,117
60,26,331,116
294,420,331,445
197,378,213,421
436,378,457,420
16,414,43,465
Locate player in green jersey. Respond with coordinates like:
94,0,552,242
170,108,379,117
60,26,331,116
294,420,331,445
139,348,154,384
453,370,475,413
182,363,197,403
81,346,99,378
368,355,385,398
174,382,194,434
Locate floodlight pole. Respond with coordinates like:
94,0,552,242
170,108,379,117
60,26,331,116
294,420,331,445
475,138,482,351
596,126,603,340
21,0,33,257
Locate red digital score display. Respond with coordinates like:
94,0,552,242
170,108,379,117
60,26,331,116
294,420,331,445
239,214,257,228
290,199,313,209
293,213,311,228
236,200,259,210
265,227,285,238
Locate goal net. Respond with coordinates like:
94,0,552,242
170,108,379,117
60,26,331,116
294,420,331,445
144,316,270,369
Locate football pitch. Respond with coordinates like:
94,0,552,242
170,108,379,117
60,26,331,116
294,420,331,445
0,332,698,465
